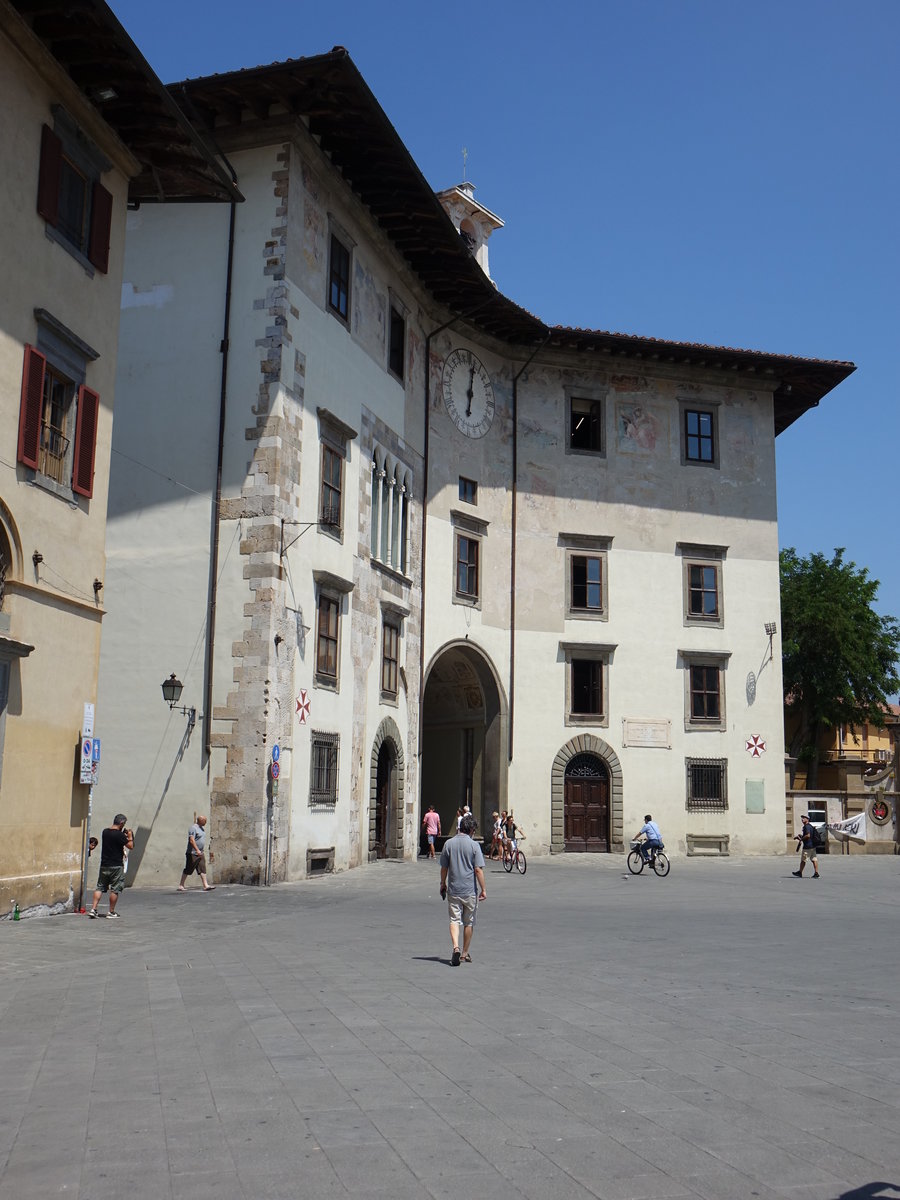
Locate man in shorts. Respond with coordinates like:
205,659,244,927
89,814,133,919
792,814,821,878
177,815,216,891
422,804,441,859
439,813,486,965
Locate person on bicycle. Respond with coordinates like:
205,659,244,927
505,811,524,859
635,814,662,863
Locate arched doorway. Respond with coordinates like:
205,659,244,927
368,717,405,860
421,643,507,843
374,742,394,858
564,754,609,851
551,735,624,853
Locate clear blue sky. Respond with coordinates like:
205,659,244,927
112,0,899,643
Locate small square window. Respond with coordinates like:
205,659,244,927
315,593,340,685
686,757,728,812
328,234,351,320
310,732,339,807
455,534,479,601
458,477,477,505
568,395,604,453
381,621,399,698
389,306,405,379
681,405,719,467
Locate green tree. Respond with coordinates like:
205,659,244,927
780,547,900,787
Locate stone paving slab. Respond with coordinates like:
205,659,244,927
2,853,900,1200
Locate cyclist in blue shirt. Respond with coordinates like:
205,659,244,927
635,814,662,864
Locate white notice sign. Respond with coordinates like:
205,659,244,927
622,718,671,749
82,703,94,739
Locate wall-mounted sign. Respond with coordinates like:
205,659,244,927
296,690,310,725
622,718,670,749
745,735,767,758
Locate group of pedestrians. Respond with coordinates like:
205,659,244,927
87,813,216,919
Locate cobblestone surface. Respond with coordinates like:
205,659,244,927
2,852,899,1199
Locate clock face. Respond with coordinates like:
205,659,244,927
441,348,495,439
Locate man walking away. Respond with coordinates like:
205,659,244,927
422,804,441,859
439,813,486,965
793,814,821,878
177,815,216,891
89,815,133,919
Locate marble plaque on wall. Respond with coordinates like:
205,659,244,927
622,719,671,749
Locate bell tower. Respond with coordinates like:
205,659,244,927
436,179,504,283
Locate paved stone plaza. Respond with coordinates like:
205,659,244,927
2,852,900,1200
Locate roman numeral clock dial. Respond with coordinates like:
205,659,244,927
441,348,495,439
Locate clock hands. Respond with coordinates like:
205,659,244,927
465,363,476,417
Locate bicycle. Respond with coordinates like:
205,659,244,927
502,842,527,874
627,839,670,877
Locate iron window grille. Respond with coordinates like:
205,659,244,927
686,757,728,811
310,732,339,807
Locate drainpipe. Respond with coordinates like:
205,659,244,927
508,332,551,761
204,183,236,758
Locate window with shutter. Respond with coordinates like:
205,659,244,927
36,115,112,274
18,346,46,470
72,387,100,498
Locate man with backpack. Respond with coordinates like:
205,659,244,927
793,814,821,878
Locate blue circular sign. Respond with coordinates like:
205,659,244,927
271,760,280,779
272,744,280,763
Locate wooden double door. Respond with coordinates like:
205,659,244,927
564,754,610,852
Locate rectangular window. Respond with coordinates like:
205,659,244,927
456,534,479,600
388,306,405,379
682,406,718,465
320,444,343,529
571,659,603,716
686,757,728,812
458,476,477,505
316,594,340,683
328,234,351,320
310,732,339,807
37,119,112,273
381,622,399,698
571,555,603,613
18,327,100,500
569,396,603,453
690,665,720,721
688,563,718,618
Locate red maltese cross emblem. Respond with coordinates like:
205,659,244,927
296,690,310,725
745,735,766,758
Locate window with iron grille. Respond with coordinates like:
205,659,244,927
381,621,399,698
310,732,339,807
316,593,340,684
328,234,350,320
686,757,728,811
320,444,342,530
681,405,718,466
456,534,479,600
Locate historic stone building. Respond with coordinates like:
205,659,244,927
0,0,238,914
95,50,854,884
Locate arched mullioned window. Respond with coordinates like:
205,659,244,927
371,447,411,575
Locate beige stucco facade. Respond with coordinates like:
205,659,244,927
0,2,136,915
93,57,830,889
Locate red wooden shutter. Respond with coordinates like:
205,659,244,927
87,181,113,273
37,124,61,226
18,345,46,470
72,385,100,498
